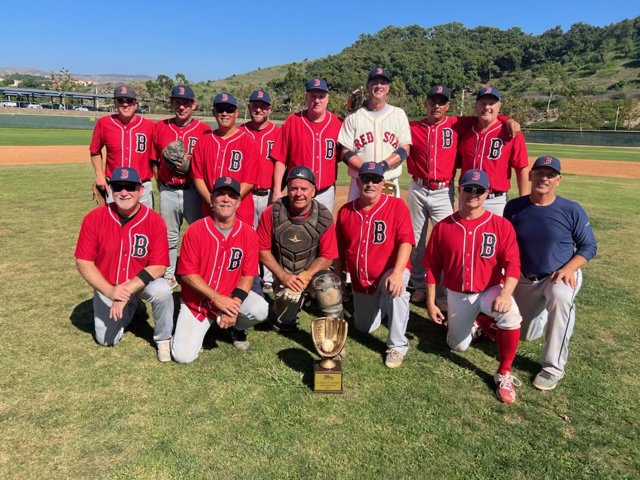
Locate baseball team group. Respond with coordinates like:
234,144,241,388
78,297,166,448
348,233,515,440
75,67,597,404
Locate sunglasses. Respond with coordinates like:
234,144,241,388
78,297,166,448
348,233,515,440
215,105,237,114
110,182,138,192
462,186,486,195
116,97,136,104
360,175,384,184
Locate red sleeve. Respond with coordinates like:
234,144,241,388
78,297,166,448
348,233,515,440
89,121,103,155
270,117,289,164
176,223,201,276
500,221,521,280
147,213,169,266
257,205,273,251
241,227,260,277
190,135,206,180
74,210,100,261
424,223,442,285
451,116,475,135
395,200,416,246
318,222,339,260
510,133,529,169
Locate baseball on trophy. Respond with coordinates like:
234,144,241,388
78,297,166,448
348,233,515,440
321,339,335,352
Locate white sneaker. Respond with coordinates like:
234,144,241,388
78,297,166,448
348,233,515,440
157,340,171,362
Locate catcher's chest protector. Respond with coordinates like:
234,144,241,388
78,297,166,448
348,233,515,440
272,198,332,275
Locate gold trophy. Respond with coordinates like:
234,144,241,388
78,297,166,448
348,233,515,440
311,316,348,394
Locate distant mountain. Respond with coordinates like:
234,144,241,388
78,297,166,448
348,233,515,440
0,67,152,84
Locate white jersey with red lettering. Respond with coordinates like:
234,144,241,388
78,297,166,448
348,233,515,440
336,195,415,294
153,118,211,186
177,216,259,321
74,204,169,285
89,114,155,181
270,110,342,191
424,210,520,293
191,128,259,225
338,104,411,182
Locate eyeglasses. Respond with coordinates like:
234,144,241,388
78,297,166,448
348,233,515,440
215,105,237,114
360,175,384,184
116,97,136,104
213,188,240,199
462,186,486,195
110,182,138,192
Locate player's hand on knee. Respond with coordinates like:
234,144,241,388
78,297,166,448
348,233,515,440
109,300,126,321
551,266,576,288
217,313,237,329
384,273,403,298
211,295,241,317
111,284,132,302
492,292,513,313
427,304,445,324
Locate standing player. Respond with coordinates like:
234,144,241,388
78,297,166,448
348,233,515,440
191,93,258,225
408,84,520,303
338,67,411,201
505,156,597,391
90,85,156,208
171,176,269,362
74,167,174,361
424,169,523,403
240,90,281,293
257,167,343,332
270,78,342,212
152,84,210,288
335,162,415,368
457,86,530,216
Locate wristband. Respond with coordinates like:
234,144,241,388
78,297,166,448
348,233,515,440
379,160,390,172
232,288,248,302
136,269,154,286
393,148,408,162
343,151,357,165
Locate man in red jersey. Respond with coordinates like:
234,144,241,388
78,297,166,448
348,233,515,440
191,93,258,225
171,176,269,362
270,78,342,212
424,169,523,403
152,84,210,289
75,167,173,362
90,85,156,208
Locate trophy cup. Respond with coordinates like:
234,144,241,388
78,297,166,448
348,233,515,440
311,316,348,394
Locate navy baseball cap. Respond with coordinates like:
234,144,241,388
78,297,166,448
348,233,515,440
532,155,562,174
359,161,385,178
213,92,238,107
212,176,241,195
170,85,195,100
110,167,142,185
287,166,316,186
367,66,391,83
459,169,490,190
113,85,137,99
305,78,329,92
427,84,452,100
476,86,501,101
249,89,271,104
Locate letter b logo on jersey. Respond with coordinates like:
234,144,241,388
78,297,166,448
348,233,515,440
480,233,497,258
229,150,242,171
228,248,243,271
132,234,149,258
488,138,504,160
135,133,147,153
442,128,453,149
325,139,335,159
372,221,387,244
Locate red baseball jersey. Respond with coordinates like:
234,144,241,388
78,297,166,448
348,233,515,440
257,204,339,259
152,118,211,186
89,114,155,181
424,210,520,293
239,122,281,189
191,128,259,224
457,122,529,192
336,195,415,294
75,204,169,286
270,110,343,190
177,217,259,321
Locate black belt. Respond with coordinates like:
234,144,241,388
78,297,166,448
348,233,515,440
487,191,506,199
524,273,551,282
253,188,270,196
162,182,192,190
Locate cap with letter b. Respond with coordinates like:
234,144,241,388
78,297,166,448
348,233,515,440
113,85,137,99
170,84,195,100
532,155,561,174
212,176,241,195
459,169,490,190
110,167,142,185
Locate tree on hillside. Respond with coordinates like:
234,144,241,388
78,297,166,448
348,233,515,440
539,62,568,115
268,65,306,113
559,95,601,131
618,99,640,129
49,68,77,91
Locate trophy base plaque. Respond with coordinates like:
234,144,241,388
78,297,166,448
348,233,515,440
313,359,343,394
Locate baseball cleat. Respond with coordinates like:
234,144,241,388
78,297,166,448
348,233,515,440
230,327,250,351
384,348,405,368
494,371,521,404
157,340,171,362
533,370,561,391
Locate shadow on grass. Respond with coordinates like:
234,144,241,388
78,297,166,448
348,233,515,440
278,347,315,390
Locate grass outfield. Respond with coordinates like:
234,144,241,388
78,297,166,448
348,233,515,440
0,163,638,479
0,127,92,146
527,143,640,162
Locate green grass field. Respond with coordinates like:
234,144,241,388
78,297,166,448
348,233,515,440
527,143,640,162
0,161,638,479
0,127,92,146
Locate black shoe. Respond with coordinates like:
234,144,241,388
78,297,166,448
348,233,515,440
229,327,250,351
271,318,297,333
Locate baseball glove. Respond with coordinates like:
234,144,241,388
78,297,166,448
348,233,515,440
382,180,397,196
311,316,348,358
92,182,107,206
345,86,366,114
162,140,190,175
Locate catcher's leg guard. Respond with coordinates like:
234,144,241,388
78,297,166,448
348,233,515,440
311,270,344,319
273,284,304,331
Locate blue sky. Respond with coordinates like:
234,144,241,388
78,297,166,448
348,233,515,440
1,0,638,82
